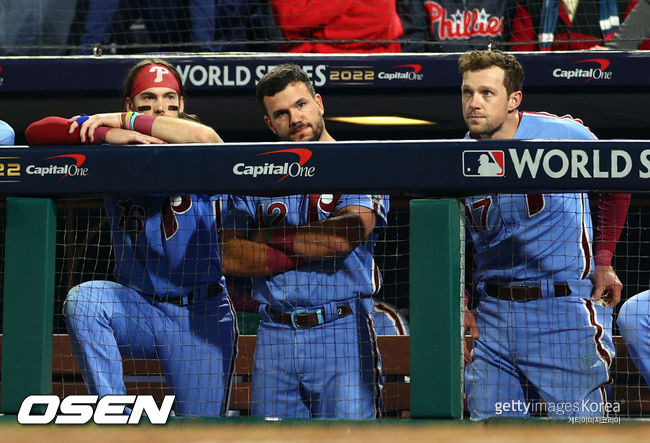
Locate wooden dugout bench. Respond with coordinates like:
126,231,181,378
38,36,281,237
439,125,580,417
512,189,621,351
0,335,647,417
0,334,411,417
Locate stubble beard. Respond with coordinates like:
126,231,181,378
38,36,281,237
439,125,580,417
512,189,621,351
286,118,324,142
466,116,504,139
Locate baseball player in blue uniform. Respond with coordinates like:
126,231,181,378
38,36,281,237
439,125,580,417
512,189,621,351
617,291,650,387
26,59,238,417
0,120,15,145
220,64,386,419
459,50,629,419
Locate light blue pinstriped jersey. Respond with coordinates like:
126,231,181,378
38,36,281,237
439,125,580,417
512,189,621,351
0,120,15,145
464,112,597,286
222,194,389,310
105,194,226,296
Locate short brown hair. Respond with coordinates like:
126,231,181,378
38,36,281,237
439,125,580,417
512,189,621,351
255,64,316,115
458,50,524,96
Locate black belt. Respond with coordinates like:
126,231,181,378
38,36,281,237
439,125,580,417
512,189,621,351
151,283,222,306
270,303,353,329
485,283,571,302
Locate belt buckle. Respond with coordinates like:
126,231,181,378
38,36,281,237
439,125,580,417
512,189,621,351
290,308,323,329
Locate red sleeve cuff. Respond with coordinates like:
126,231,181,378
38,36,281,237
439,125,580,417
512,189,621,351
92,126,111,144
269,226,298,256
594,249,614,267
265,246,297,274
133,115,156,136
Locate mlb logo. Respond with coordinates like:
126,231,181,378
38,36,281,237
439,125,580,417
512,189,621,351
463,150,505,177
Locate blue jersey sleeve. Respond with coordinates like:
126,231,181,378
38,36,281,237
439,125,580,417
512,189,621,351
0,120,15,145
222,195,258,233
516,112,597,140
337,194,389,228
107,194,225,296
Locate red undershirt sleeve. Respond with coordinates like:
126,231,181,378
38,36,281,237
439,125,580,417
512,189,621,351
594,192,631,266
25,116,109,145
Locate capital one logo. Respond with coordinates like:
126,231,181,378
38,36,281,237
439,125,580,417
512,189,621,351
233,148,315,182
552,58,613,82
25,154,88,179
149,65,171,83
378,64,424,82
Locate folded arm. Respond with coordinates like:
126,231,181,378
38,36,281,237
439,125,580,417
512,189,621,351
68,112,222,144
25,116,163,145
221,205,377,277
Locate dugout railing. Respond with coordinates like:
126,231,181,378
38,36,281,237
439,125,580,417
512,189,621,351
2,139,650,419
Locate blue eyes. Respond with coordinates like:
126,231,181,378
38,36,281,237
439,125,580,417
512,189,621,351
463,91,493,97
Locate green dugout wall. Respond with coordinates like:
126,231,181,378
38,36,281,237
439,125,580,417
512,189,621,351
1,198,56,413
410,199,463,418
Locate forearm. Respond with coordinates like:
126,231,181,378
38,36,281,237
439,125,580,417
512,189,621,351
221,237,299,277
150,116,222,144
594,192,631,266
75,112,222,144
222,206,377,276
254,209,375,261
292,216,366,258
